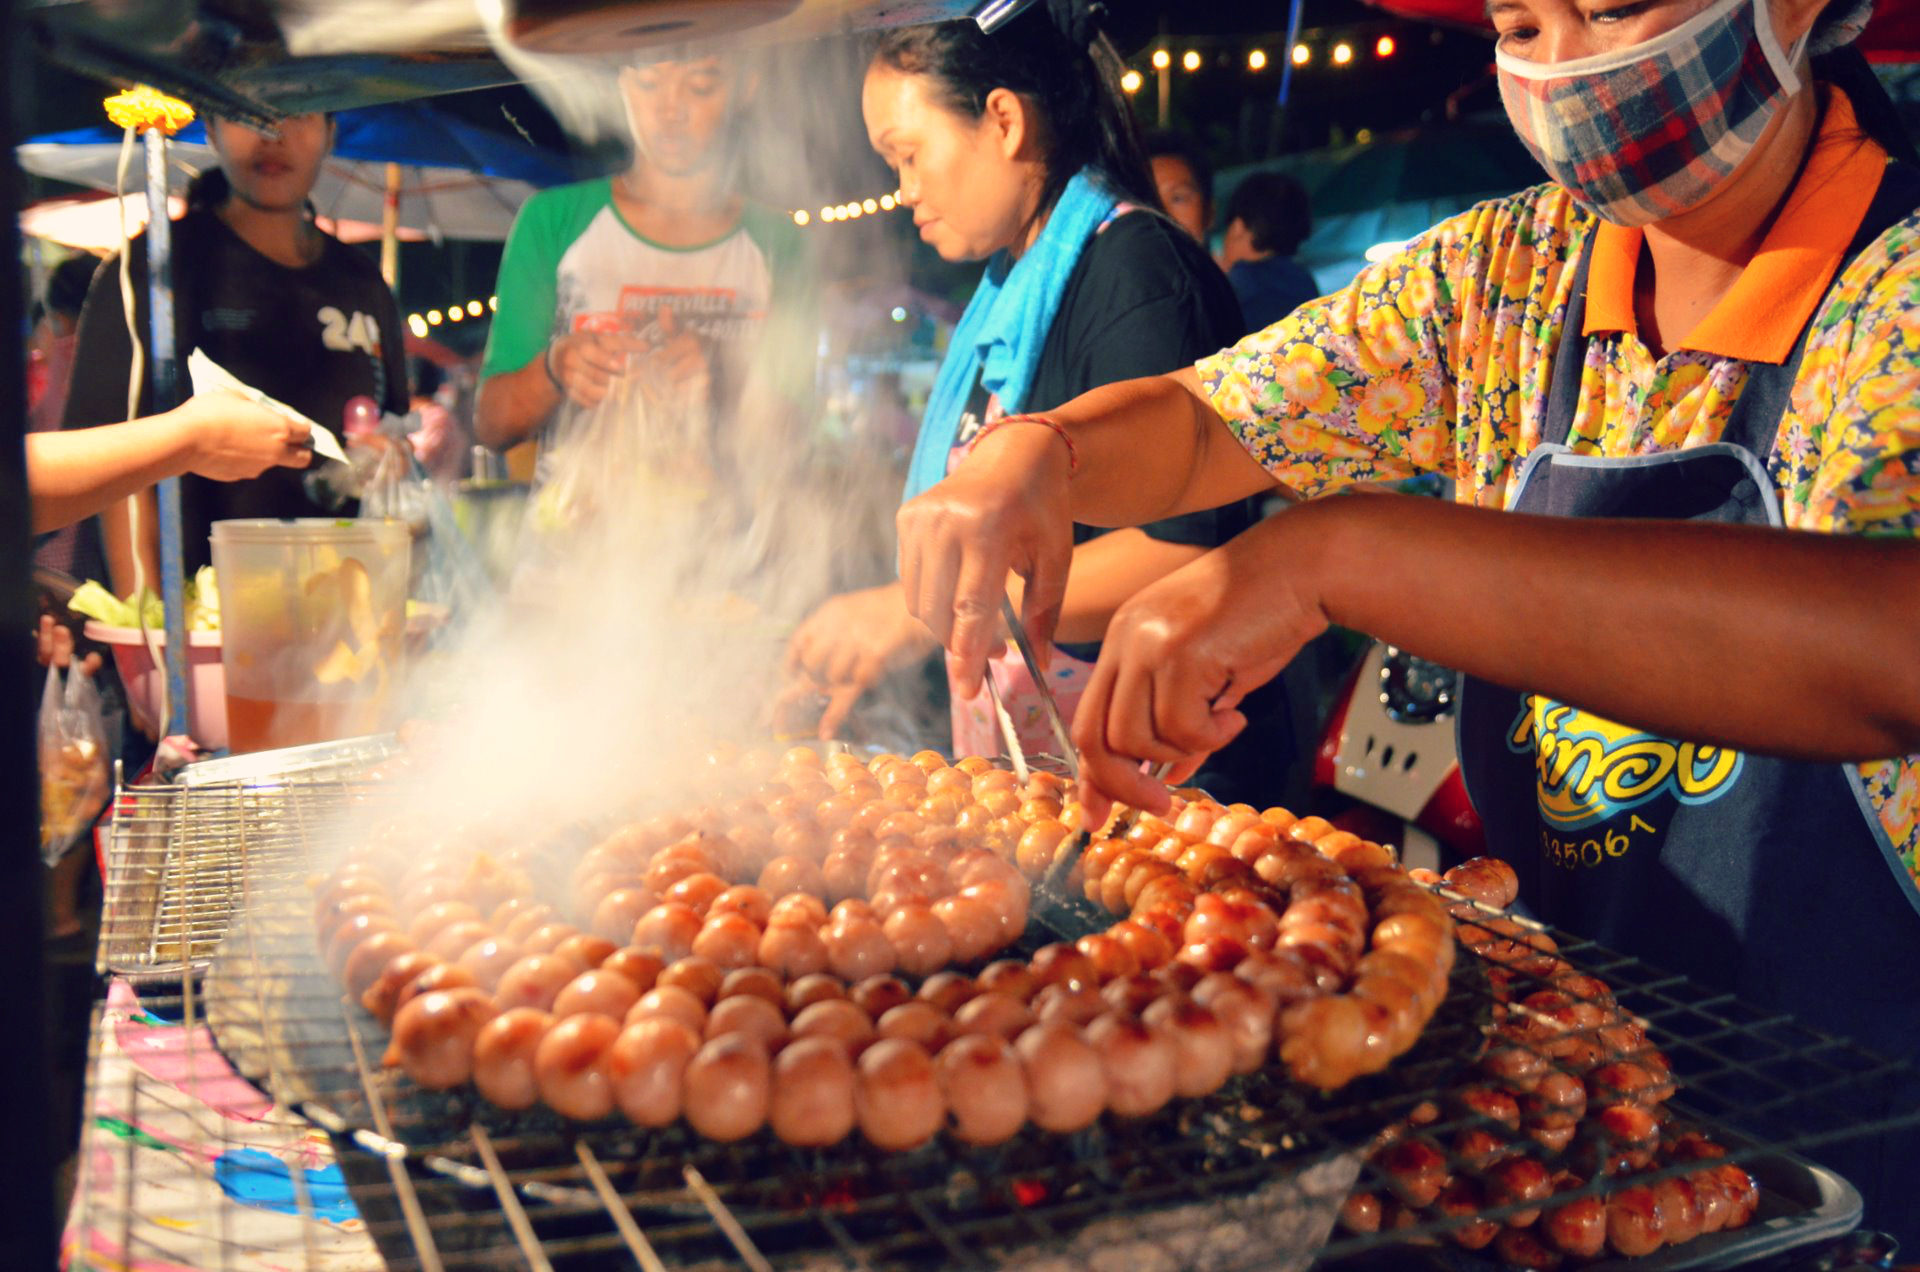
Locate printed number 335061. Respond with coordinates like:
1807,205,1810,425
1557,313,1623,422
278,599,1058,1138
1540,815,1656,870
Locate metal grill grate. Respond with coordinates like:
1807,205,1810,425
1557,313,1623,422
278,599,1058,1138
76,769,1920,1271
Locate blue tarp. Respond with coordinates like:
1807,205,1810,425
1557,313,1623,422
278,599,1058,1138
28,100,571,188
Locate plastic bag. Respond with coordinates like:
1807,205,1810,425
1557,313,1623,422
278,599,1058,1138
39,662,110,867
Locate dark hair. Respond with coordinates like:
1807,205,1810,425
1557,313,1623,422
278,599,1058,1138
1812,44,1920,169
1223,171,1313,257
1145,130,1213,216
409,355,445,399
43,254,98,320
185,166,231,212
871,7,1158,233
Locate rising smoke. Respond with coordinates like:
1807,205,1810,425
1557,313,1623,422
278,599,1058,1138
350,13,933,852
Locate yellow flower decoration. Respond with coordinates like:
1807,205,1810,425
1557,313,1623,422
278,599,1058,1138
103,86,196,136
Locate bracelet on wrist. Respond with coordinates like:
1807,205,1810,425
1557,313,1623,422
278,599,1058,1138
967,413,1080,475
542,342,565,394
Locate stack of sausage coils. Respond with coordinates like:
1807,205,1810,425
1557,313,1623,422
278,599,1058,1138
315,746,1454,1153
1339,858,1760,1263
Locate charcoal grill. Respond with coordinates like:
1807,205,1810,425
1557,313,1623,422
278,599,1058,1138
72,763,1920,1270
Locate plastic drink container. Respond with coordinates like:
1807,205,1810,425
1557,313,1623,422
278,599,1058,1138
210,519,410,754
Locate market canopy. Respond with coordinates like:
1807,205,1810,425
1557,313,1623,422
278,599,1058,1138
1362,0,1920,60
17,101,572,241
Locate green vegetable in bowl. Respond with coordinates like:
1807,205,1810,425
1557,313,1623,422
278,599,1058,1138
67,567,222,632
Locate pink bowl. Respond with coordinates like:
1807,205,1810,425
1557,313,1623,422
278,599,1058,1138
81,622,229,750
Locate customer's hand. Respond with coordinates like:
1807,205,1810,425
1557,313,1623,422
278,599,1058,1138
36,615,102,677
779,583,939,739
176,391,314,481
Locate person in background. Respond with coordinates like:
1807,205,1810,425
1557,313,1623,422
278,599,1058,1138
1217,171,1320,330
63,111,409,588
1145,129,1214,246
475,48,813,509
896,0,1919,1237
782,9,1299,807
28,255,105,578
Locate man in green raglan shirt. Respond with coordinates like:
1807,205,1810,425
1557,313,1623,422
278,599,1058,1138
476,51,813,509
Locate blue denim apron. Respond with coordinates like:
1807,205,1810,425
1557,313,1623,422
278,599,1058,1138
1455,165,1920,1241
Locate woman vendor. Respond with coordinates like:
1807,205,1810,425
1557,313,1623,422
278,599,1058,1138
895,0,1920,1239
783,7,1299,807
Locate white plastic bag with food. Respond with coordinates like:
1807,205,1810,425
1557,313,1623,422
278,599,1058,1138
39,661,110,866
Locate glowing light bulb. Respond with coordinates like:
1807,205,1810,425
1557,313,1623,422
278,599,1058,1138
467,300,483,317
407,314,427,338
891,306,908,322
1121,69,1143,93
1291,43,1310,65
1375,34,1396,57
821,206,835,221
863,198,878,213
427,309,443,325
447,305,463,322
1181,49,1201,72
880,194,896,210
1248,48,1267,71
488,296,498,311
1333,42,1353,65
1151,48,1170,70
793,209,810,225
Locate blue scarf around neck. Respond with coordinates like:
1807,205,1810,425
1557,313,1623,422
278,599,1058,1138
901,170,1120,502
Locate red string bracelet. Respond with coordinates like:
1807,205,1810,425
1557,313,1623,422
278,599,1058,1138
967,414,1080,474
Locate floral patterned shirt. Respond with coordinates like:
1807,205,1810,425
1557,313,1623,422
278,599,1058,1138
1195,89,1920,892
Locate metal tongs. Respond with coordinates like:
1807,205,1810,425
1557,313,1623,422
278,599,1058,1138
988,599,1172,895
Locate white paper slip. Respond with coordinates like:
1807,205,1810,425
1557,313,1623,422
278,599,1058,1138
186,348,349,464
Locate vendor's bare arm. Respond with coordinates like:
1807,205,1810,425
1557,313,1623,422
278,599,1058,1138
1046,368,1278,525
1315,496,1920,760
473,358,560,451
1191,495,1920,758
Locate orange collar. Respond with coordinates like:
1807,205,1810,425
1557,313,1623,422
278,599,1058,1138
1581,87,1888,364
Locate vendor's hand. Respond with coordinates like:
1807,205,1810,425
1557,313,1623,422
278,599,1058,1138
36,615,102,677
780,583,939,739
1071,514,1330,825
549,331,647,409
896,421,1075,698
176,391,314,481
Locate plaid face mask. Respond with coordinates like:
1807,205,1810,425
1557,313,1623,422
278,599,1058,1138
1496,0,1808,226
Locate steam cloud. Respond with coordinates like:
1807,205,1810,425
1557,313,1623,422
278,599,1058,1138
338,16,936,853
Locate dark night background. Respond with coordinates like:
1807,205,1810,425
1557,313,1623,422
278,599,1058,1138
20,0,1510,351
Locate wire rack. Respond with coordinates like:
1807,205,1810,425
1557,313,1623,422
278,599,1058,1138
75,769,1920,1271
96,738,397,982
